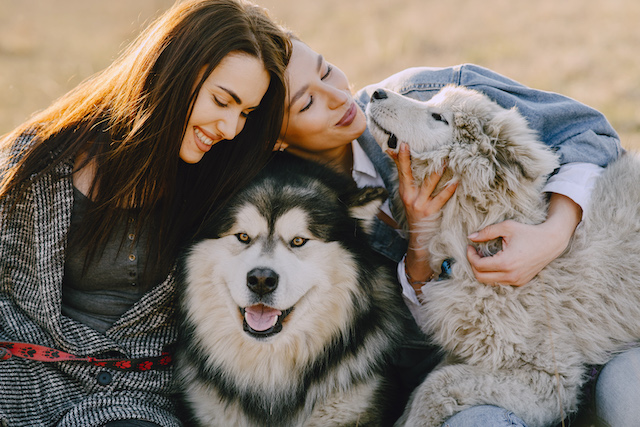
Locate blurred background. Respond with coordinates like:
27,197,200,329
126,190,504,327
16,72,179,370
1,0,638,148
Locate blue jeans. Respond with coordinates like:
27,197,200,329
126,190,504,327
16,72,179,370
442,405,527,427
595,346,640,426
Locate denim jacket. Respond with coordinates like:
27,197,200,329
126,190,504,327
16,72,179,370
355,64,623,262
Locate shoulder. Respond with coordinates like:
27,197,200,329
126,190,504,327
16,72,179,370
2,130,38,162
355,64,530,109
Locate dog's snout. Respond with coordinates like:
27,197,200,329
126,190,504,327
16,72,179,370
247,268,279,296
371,89,387,101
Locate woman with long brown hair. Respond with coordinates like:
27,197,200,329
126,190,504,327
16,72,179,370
0,1,289,425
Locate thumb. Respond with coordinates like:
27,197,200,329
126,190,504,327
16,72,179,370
468,222,507,243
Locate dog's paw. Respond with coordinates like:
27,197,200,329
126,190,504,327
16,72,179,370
400,366,476,427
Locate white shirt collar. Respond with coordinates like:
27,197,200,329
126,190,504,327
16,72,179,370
351,139,379,181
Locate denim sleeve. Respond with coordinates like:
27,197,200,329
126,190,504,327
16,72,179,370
356,64,623,167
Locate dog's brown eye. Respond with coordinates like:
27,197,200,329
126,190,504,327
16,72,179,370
432,113,449,125
290,237,308,247
236,233,251,244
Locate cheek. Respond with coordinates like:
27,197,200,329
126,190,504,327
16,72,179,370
236,117,247,135
287,111,329,143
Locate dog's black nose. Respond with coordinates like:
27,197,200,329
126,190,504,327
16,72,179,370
371,89,387,100
247,268,279,296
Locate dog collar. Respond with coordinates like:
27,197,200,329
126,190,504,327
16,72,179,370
437,258,455,281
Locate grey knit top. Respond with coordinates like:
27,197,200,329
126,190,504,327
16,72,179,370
62,187,167,333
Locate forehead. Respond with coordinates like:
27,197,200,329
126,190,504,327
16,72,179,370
286,41,320,92
203,52,270,106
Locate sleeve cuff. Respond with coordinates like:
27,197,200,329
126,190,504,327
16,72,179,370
397,254,421,306
543,162,603,219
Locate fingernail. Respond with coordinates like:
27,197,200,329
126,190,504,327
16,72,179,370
468,232,478,239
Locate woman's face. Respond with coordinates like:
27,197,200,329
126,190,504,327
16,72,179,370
279,40,367,157
181,52,270,164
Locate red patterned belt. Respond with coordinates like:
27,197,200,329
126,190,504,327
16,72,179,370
0,341,172,371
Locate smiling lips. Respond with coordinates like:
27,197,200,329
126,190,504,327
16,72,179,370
194,127,219,152
336,102,357,127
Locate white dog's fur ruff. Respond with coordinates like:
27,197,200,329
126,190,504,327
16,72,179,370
367,85,640,427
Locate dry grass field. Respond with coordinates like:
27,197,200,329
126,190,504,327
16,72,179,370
1,0,638,149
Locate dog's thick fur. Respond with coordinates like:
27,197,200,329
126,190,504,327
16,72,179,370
175,153,409,426
367,85,640,427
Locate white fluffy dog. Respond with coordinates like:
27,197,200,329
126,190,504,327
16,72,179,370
366,85,640,427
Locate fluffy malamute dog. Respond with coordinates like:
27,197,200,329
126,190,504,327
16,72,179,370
367,85,640,427
176,153,409,426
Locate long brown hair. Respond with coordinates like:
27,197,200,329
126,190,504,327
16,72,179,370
0,0,290,270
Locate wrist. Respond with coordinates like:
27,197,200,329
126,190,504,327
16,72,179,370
405,270,431,295
545,193,581,249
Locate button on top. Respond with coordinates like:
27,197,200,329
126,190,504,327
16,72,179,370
97,371,112,385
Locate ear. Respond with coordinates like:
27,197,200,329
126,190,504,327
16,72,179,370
273,140,289,152
345,186,388,234
489,108,560,182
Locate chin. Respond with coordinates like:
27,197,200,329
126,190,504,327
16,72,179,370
179,146,205,164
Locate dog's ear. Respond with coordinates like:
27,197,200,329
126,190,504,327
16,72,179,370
452,107,559,195
488,108,560,183
344,187,388,234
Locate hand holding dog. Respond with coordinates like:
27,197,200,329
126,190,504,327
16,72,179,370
388,143,457,290
467,193,582,286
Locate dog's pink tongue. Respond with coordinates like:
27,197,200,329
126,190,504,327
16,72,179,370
244,304,281,331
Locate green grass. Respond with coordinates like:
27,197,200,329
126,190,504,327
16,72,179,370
1,0,638,148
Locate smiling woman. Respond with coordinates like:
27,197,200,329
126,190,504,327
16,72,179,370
0,0,290,426
181,53,271,164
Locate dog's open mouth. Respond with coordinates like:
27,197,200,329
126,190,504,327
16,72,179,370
370,118,398,149
240,304,293,338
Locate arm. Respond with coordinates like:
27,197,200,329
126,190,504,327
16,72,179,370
357,64,623,168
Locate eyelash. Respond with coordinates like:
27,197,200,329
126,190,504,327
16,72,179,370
215,96,251,118
322,65,333,80
213,96,227,108
299,65,333,113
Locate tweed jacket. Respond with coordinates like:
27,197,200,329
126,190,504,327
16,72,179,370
0,134,181,427
354,64,622,262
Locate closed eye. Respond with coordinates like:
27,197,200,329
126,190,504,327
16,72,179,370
300,96,313,113
432,113,449,125
213,96,227,108
321,65,332,80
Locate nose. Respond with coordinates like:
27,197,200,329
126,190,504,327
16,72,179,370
326,86,350,109
371,89,387,101
217,112,242,141
247,267,279,296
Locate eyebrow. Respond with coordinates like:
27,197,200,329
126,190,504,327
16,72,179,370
218,85,259,111
289,54,324,109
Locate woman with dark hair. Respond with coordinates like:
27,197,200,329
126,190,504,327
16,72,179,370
0,1,289,425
